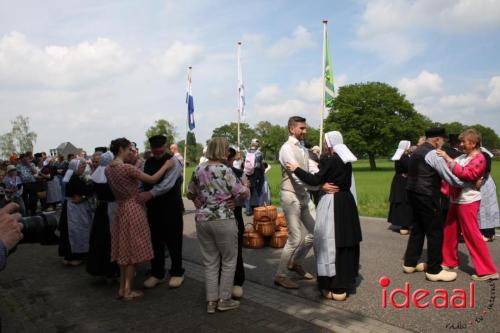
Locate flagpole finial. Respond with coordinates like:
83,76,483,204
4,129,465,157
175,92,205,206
323,19,328,24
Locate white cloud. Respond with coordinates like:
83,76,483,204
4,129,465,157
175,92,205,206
397,71,500,132
355,0,500,63
437,0,500,33
295,77,322,102
0,32,132,89
295,74,349,102
254,99,308,117
154,41,203,79
486,76,500,106
268,25,315,58
255,85,281,103
398,70,443,100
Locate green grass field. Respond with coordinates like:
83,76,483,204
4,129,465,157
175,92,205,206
184,159,500,218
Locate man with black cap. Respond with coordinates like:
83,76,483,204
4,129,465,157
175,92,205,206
141,135,185,289
445,134,462,159
403,128,466,282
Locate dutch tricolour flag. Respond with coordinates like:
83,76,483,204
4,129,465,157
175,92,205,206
186,69,195,131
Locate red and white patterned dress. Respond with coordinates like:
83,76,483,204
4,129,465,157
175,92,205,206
105,161,153,265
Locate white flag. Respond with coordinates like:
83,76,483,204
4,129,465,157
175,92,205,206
237,42,245,120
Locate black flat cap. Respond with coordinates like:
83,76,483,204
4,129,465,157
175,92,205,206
448,134,459,145
94,147,108,153
425,128,446,138
148,135,167,148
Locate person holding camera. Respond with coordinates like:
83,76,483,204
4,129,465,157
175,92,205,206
0,202,23,271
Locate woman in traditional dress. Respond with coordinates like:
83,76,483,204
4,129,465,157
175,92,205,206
45,158,63,210
58,158,94,266
387,140,413,235
105,138,173,301
478,147,499,242
437,129,498,281
86,151,119,279
286,131,362,301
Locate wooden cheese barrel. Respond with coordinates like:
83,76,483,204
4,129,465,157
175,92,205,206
275,212,286,230
270,230,288,248
243,224,265,249
254,216,275,237
253,204,278,222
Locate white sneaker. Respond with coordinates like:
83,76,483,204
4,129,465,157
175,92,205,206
143,276,166,289
232,285,243,298
471,273,499,281
207,301,217,314
425,270,457,282
168,275,184,288
217,298,240,312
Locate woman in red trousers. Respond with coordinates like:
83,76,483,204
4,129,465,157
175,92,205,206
437,129,498,281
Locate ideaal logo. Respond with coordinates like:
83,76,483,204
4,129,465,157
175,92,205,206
379,276,474,309
379,276,497,330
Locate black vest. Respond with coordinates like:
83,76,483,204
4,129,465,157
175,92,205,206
406,143,441,197
143,154,183,209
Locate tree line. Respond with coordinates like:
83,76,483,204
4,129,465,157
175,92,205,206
2,82,499,169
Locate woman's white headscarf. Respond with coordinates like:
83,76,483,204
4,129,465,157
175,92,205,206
324,131,357,164
62,158,82,183
391,140,411,161
91,151,114,184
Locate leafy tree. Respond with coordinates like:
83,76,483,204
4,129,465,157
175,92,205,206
325,82,431,170
437,121,466,136
0,115,37,158
305,126,320,149
255,121,288,161
144,119,177,150
436,122,500,150
211,122,257,150
177,131,203,166
468,124,500,149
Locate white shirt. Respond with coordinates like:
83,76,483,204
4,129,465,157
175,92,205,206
174,152,184,166
279,136,318,191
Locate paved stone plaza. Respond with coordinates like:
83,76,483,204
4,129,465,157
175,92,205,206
1,199,498,333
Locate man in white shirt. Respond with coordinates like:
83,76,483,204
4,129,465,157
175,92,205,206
274,116,337,289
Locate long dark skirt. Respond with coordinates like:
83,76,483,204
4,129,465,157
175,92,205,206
388,174,413,227
86,201,118,277
317,244,360,294
233,206,245,286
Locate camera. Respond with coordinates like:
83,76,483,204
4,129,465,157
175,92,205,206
19,212,59,245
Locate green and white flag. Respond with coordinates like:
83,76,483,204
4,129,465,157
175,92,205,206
324,30,334,109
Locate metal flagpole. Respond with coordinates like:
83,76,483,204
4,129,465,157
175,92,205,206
237,109,241,150
319,20,327,152
182,66,191,196
237,42,242,151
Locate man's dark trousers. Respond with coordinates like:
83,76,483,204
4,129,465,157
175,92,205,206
148,191,184,279
404,191,444,274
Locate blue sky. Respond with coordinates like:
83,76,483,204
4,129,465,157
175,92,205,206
1,0,499,152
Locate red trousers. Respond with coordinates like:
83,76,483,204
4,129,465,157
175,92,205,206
442,201,497,276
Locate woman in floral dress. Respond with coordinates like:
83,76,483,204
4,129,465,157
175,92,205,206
105,138,174,300
187,137,249,314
